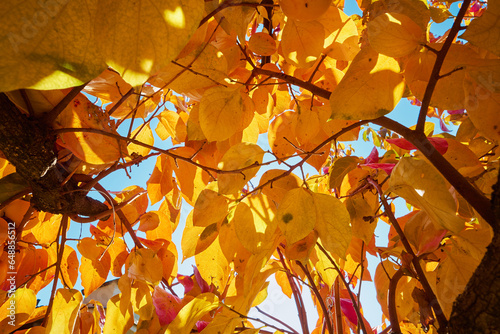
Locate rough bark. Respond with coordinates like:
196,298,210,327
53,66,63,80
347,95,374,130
0,93,107,216
445,173,500,334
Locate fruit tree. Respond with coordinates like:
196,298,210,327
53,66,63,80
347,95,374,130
0,0,498,333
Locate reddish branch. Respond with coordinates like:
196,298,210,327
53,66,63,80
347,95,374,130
415,0,472,133
366,177,447,328
388,268,405,334
317,243,369,334
296,261,334,334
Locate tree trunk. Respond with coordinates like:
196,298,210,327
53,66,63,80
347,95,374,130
445,173,500,334
0,93,107,217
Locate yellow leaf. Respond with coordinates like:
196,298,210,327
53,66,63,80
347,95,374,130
281,19,325,68
131,281,155,321
217,142,265,195
367,12,424,57
206,0,258,42
46,289,82,334
294,99,321,145
97,0,204,87
258,169,302,205
463,77,500,143
147,155,174,205
330,47,405,120
248,32,277,56
195,237,229,292
171,146,210,204
77,238,111,296
268,110,299,160
199,86,254,142
127,124,154,158
280,0,332,22
193,188,228,227
313,193,351,259
389,157,464,234
275,188,316,244
0,287,36,332
319,6,360,61
156,110,187,143
103,294,134,334
345,194,376,245
462,1,500,57
151,44,228,94
328,156,361,190
218,218,253,273
56,93,127,165
127,248,163,285
0,0,105,91
60,246,79,289
233,194,278,254
165,293,219,334
285,230,318,261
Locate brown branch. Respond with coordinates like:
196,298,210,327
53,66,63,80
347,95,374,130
107,87,134,117
388,268,405,334
224,304,297,334
334,276,343,334
253,67,331,98
277,248,310,334
366,176,448,328
317,243,369,334
297,261,334,334
415,0,472,133
42,214,68,327
42,83,88,125
372,116,496,228
255,306,300,334
0,188,31,211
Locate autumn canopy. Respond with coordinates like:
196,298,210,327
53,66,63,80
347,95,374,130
0,0,498,333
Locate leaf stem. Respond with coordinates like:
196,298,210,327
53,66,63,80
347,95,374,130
388,268,405,334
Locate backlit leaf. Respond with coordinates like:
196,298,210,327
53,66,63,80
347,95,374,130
313,193,351,259
102,294,134,334
367,12,424,57
275,188,316,244
165,293,219,334
389,157,464,233
199,86,253,142
46,289,82,334
97,0,204,87
330,47,405,120
462,1,500,57
281,19,325,68
77,238,111,296
127,248,163,285
217,142,265,195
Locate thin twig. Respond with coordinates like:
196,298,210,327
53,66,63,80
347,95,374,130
415,0,472,133
277,248,310,334
297,261,334,334
366,177,447,328
255,306,300,334
317,243,369,334
388,268,405,334
42,214,69,327
42,83,87,125
223,304,297,334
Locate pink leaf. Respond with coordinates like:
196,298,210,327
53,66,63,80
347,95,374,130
177,274,194,294
193,266,210,293
365,147,379,164
362,163,396,175
152,286,182,326
340,298,358,325
386,137,448,154
439,119,451,133
196,321,210,332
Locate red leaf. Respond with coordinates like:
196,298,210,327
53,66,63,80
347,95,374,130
340,298,358,324
177,274,194,294
365,147,379,164
193,266,210,293
362,163,396,175
386,137,448,154
152,286,182,326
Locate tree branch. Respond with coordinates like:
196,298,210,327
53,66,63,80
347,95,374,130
415,0,472,133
